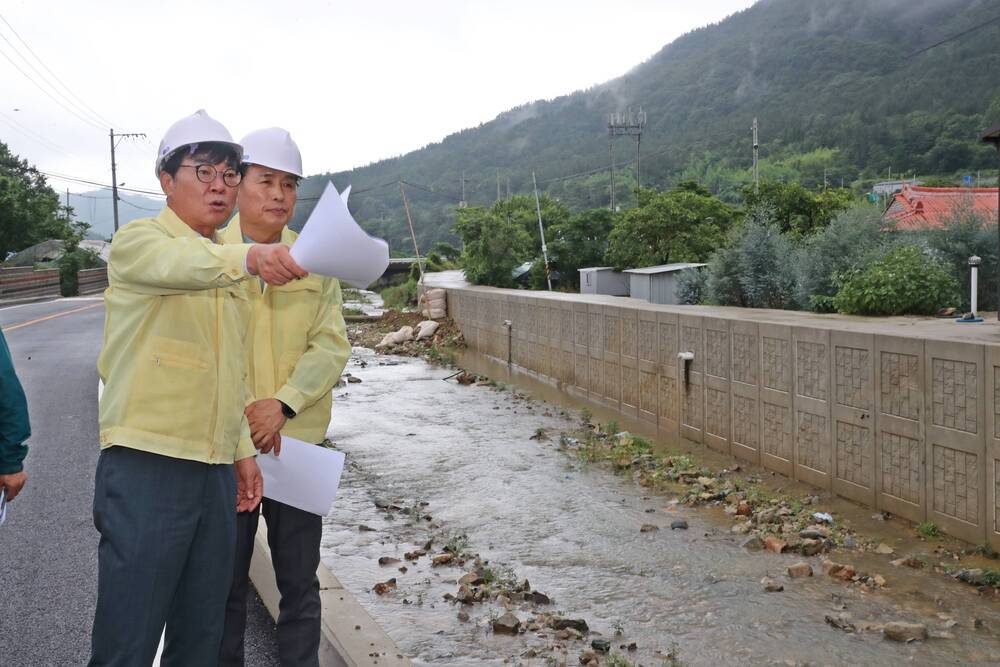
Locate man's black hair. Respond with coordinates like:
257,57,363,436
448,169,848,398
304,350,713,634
159,141,241,178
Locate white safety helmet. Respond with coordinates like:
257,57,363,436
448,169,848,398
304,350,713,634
239,127,303,178
155,109,242,176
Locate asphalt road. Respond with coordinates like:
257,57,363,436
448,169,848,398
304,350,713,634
0,297,279,666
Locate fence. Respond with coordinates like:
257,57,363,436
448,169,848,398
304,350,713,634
0,267,60,300
443,284,1000,549
0,266,108,300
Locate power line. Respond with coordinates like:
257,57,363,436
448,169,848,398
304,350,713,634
39,170,165,198
0,24,110,129
0,12,117,128
0,41,105,131
0,110,80,158
906,13,1000,58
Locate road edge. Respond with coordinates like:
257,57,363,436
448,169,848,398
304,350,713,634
249,521,412,667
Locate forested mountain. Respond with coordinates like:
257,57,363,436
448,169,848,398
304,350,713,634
293,0,1000,253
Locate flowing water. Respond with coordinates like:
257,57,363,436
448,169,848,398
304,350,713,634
321,349,1000,666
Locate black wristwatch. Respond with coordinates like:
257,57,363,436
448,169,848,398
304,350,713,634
278,400,296,419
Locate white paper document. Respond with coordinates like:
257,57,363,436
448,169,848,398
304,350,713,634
290,181,390,288
256,437,346,516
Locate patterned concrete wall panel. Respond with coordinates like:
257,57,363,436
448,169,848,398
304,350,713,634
925,340,986,544
703,318,732,454
730,320,760,464
619,307,639,417
874,336,925,522
657,311,680,439
637,307,659,425
679,315,705,444
601,306,623,409
832,331,876,506
759,323,794,476
559,301,575,386
793,327,833,489
987,347,1000,551
573,303,589,395
588,304,604,400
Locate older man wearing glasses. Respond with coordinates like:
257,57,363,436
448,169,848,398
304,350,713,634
89,110,307,666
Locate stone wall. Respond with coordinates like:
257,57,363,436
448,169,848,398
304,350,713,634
443,285,1000,549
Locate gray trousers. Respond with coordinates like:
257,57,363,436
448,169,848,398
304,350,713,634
88,446,237,667
220,497,322,667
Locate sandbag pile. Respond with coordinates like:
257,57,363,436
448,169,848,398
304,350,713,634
375,321,439,349
419,287,447,320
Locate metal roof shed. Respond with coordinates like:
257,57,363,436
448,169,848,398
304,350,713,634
623,263,706,304
578,267,629,296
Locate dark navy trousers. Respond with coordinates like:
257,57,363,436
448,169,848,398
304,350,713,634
88,446,237,667
220,497,322,667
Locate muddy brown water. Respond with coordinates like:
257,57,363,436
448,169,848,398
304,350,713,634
321,348,1000,666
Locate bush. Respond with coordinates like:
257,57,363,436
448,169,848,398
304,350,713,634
702,207,798,309
796,204,891,308
381,279,418,310
832,245,960,316
58,250,82,297
675,266,706,304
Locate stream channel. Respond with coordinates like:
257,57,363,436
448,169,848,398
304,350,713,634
320,342,1000,666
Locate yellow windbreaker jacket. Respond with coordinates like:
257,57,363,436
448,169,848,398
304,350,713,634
221,219,350,444
97,206,257,463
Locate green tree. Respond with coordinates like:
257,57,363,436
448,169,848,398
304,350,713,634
546,208,616,290
605,187,735,270
0,141,75,259
740,181,853,236
454,203,531,287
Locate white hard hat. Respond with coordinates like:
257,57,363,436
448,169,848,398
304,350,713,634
155,109,242,176
239,127,303,178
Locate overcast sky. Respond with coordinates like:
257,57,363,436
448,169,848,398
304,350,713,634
1,0,755,196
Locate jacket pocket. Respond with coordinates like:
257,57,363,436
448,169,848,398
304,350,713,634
127,336,212,440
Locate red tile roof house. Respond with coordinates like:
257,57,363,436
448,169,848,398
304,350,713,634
883,184,999,230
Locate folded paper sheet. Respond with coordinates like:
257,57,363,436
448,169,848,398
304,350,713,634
290,181,389,288
256,436,346,516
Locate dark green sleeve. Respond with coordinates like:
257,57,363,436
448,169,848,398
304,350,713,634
0,330,30,474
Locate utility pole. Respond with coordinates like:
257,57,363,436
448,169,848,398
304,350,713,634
109,128,146,233
752,117,759,194
459,170,466,208
531,171,552,291
65,188,70,217
398,180,423,282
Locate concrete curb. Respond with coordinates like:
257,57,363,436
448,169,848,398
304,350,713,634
249,521,412,667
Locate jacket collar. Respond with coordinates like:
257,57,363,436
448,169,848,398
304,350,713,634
156,205,224,241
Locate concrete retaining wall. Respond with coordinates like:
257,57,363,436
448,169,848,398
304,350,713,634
442,283,1000,549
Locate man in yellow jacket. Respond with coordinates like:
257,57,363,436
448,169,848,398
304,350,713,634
90,110,309,666
219,127,350,667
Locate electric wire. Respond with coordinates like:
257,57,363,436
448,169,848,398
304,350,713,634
0,12,117,128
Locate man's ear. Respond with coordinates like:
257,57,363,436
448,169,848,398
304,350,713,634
158,170,175,197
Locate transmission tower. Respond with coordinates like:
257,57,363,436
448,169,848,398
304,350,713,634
607,107,646,208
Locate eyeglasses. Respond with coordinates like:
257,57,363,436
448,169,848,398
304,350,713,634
179,164,242,187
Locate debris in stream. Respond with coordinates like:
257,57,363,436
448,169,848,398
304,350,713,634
883,621,928,643
639,523,659,533
372,578,397,595
762,577,784,592
670,520,688,530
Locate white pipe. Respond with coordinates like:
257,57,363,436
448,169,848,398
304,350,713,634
971,265,978,317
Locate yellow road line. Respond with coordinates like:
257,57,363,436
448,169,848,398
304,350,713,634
1,302,103,333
